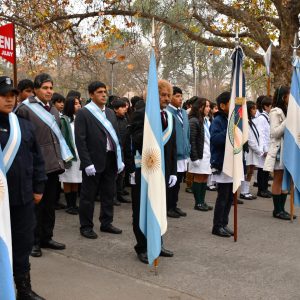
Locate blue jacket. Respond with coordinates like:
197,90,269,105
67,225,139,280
210,111,228,171
166,105,190,160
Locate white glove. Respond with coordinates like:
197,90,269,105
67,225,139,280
118,162,125,174
85,164,96,176
129,172,136,185
168,175,177,188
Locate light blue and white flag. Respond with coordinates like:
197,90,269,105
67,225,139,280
282,56,300,206
140,49,167,266
223,47,249,192
0,113,19,300
263,43,272,76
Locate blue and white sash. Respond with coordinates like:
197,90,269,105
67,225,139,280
163,110,173,145
2,113,21,173
23,100,73,162
134,150,141,168
85,101,123,170
204,118,210,139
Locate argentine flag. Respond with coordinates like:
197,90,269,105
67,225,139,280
223,47,249,192
140,49,167,265
282,56,300,205
0,146,15,299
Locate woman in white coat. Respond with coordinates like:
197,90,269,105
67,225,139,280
264,86,296,220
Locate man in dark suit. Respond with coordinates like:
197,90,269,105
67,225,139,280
125,79,177,264
75,81,124,239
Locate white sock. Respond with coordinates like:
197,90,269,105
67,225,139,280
241,181,250,194
253,169,258,183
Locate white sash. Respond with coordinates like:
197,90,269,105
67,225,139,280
2,113,21,173
85,102,123,170
163,110,173,145
23,100,73,162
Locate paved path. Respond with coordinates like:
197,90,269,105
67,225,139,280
31,186,300,300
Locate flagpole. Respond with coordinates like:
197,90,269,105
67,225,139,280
267,76,271,96
154,258,159,275
290,179,295,222
12,23,17,87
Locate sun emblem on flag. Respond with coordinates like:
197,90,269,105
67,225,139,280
142,147,161,174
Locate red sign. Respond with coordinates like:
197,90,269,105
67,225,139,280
0,23,15,64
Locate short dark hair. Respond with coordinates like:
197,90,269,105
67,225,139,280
261,96,272,110
256,95,265,113
34,73,53,89
63,96,82,121
66,90,81,99
247,100,256,120
88,81,106,94
112,99,127,110
51,93,65,104
131,96,143,109
173,86,182,95
216,91,230,110
17,79,34,92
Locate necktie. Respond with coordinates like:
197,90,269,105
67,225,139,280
177,108,183,125
44,104,51,112
161,111,167,130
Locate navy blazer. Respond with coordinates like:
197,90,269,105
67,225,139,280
75,105,120,173
1,116,47,206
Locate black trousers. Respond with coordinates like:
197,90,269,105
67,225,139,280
79,152,117,230
131,168,147,254
213,183,233,229
257,168,269,192
34,172,58,244
116,171,125,197
167,172,184,210
10,201,35,276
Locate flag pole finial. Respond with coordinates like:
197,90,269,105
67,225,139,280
291,14,300,58
152,18,156,49
235,26,240,47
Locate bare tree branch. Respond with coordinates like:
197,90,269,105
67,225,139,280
256,16,281,29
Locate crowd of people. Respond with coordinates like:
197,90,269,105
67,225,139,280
0,72,295,300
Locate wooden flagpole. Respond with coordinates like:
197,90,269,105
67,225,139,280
233,192,238,242
154,258,159,275
267,76,271,96
290,179,295,222
12,23,17,87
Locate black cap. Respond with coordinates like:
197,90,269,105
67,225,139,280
0,76,18,96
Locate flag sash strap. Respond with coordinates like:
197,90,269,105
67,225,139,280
2,113,21,173
162,110,173,145
85,101,123,170
134,151,141,168
204,118,210,138
23,100,73,162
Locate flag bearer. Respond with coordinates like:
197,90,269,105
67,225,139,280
0,76,47,299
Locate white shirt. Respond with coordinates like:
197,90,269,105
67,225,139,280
101,106,113,152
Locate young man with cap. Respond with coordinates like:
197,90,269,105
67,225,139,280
16,73,72,257
75,81,124,239
166,86,190,218
0,76,47,299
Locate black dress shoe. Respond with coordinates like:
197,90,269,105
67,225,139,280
55,202,67,210
174,207,187,217
194,204,208,211
223,226,234,236
212,227,231,237
272,211,290,220
121,190,130,196
167,209,180,218
137,252,148,264
117,195,131,203
65,207,78,215
282,211,297,220
40,239,66,250
232,199,244,205
240,193,255,200
257,191,272,198
160,247,174,257
100,224,122,234
30,245,42,257
113,200,121,206
80,228,98,239
203,202,213,210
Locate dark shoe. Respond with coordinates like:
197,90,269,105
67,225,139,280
113,199,121,206
30,245,42,258
65,207,78,215
167,209,180,218
207,185,217,191
117,195,131,203
160,247,174,257
194,204,209,211
273,211,290,220
55,202,67,210
282,211,297,220
174,207,187,217
240,193,255,200
80,228,98,239
121,190,130,196
185,187,193,193
15,272,45,300
40,239,66,250
257,191,272,198
223,226,234,236
203,202,213,210
253,182,258,187
137,252,148,264
100,224,122,234
212,227,231,237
